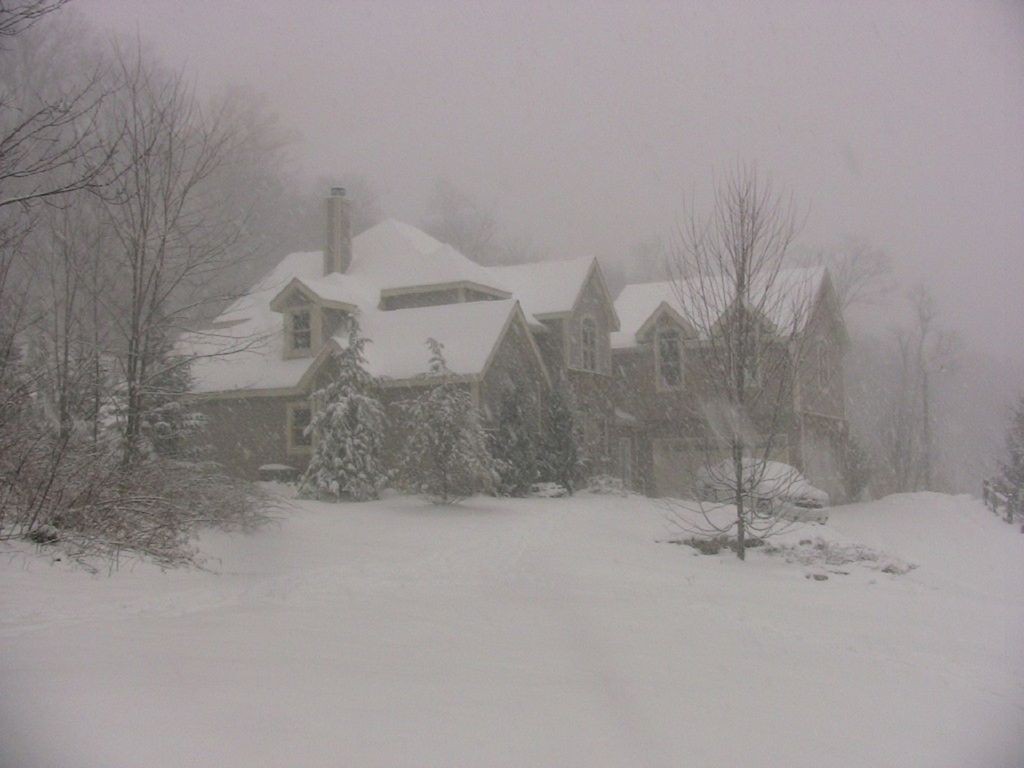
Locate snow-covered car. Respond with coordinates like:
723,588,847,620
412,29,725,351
695,459,829,518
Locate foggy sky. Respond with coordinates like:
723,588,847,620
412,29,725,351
78,0,1024,360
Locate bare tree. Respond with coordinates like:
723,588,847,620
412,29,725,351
0,0,68,42
0,15,276,560
0,3,120,531
95,43,253,465
876,285,958,493
667,166,813,560
0,13,118,212
0,5,117,350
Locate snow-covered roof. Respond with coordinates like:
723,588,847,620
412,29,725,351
612,282,681,349
489,257,594,318
187,300,523,394
611,268,826,349
216,251,326,326
185,219,606,394
184,325,317,394
348,220,507,294
356,300,518,380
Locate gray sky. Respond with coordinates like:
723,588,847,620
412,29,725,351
78,0,1024,360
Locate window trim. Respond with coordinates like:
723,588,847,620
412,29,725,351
286,401,313,455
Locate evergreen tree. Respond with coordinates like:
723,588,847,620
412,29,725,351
997,394,1024,520
99,341,206,461
398,339,496,504
299,321,388,501
491,386,538,497
145,354,206,460
539,378,580,494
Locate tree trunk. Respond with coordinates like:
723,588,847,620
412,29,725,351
733,440,746,561
921,367,932,490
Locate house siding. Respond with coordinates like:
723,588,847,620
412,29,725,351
558,270,617,474
479,317,548,425
533,319,565,373
792,289,848,500
563,269,613,376
611,284,848,500
197,395,308,479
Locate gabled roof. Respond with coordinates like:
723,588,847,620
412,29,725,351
611,281,680,349
489,257,593,318
189,300,537,395
185,219,611,395
302,300,549,389
490,256,619,329
612,267,829,349
268,275,362,312
634,301,696,342
349,299,522,382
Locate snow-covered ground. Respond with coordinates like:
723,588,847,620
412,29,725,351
2,490,1022,767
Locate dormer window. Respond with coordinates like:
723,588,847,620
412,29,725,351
291,310,311,351
581,317,598,371
656,328,682,389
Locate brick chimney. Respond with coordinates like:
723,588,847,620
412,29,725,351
324,186,352,274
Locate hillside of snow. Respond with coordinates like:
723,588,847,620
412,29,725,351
2,491,1022,767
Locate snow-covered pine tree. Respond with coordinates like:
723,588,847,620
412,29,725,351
539,378,580,494
398,339,496,504
145,352,206,460
299,320,388,501
100,338,206,460
996,393,1024,522
491,386,538,497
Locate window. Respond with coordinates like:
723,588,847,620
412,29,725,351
287,403,312,452
291,310,311,351
747,350,761,388
816,341,830,389
656,329,682,389
580,317,598,371
619,437,633,488
745,325,763,387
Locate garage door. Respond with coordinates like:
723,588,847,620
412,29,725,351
652,439,708,499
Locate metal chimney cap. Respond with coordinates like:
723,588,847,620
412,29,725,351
330,186,346,197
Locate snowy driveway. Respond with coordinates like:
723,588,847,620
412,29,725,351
2,492,1023,767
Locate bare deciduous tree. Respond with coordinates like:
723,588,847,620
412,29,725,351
667,166,813,560
876,285,958,494
0,0,68,42
96,43,253,465
0,12,278,561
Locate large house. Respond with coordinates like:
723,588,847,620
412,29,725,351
610,268,849,500
187,188,848,500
